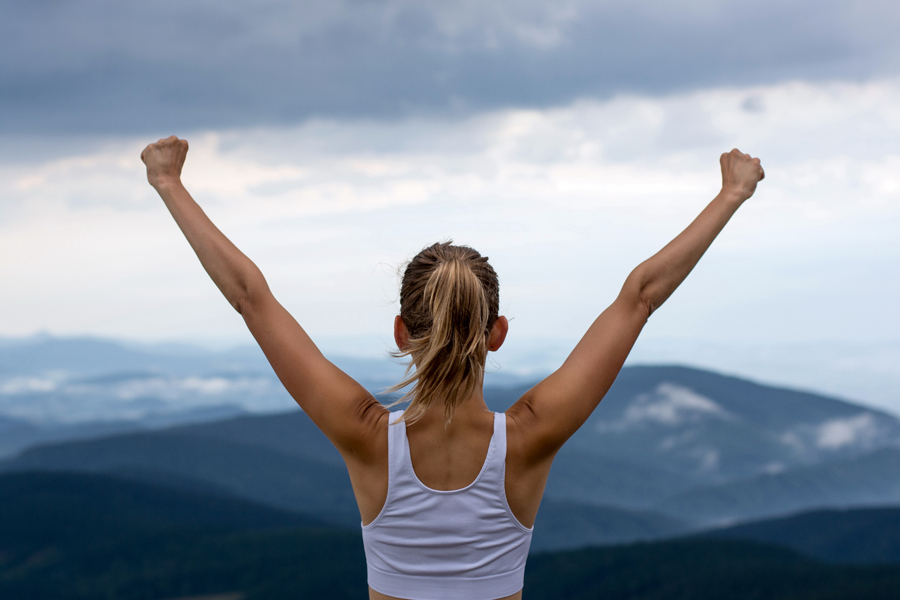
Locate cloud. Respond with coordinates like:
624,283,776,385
3,0,900,133
0,376,57,395
779,411,896,457
815,414,881,450
2,78,900,413
0,371,286,423
597,383,731,431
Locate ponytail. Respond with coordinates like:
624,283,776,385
389,242,499,425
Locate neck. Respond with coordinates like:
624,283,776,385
409,388,492,431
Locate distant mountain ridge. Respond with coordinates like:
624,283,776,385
567,366,900,484
0,335,299,426
3,336,900,535
4,363,900,536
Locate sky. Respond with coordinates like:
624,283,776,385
2,1,899,413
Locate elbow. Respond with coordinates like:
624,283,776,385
231,267,268,316
623,266,656,319
230,289,250,315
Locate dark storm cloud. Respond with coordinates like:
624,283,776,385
2,0,899,134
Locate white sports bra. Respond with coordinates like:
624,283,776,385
361,411,534,600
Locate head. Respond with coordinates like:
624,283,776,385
389,241,508,425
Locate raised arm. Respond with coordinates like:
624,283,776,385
509,149,765,460
141,136,384,458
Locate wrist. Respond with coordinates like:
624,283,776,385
151,175,183,193
718,187,749,205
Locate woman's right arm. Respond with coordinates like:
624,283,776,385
142,137,386,459
508,149,765,462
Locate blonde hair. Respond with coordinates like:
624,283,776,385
388,241,499,425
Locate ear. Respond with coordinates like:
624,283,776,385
394,315,410,351
488,316,509,352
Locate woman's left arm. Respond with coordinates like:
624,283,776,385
141,136,385,458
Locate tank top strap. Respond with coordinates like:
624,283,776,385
387,410,410,483
480,412,507,486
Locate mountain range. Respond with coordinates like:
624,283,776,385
3,471,899,600
2,335,900,540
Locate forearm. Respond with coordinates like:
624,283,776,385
154,177,265,313
633,189,743,315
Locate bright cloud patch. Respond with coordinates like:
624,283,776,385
599,383,731,431
625,383,730,426
0,377,58,394
816,414,881,450
780,411,895,458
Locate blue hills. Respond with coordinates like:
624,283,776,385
698,506,900,564
0,471,367,600
2,470,900,600
2,335,900,539
0,471,326,545
3,336,900,598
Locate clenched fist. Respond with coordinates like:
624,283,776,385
141,135,189,189
720,149,764,202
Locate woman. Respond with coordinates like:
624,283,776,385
141,137,764,600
